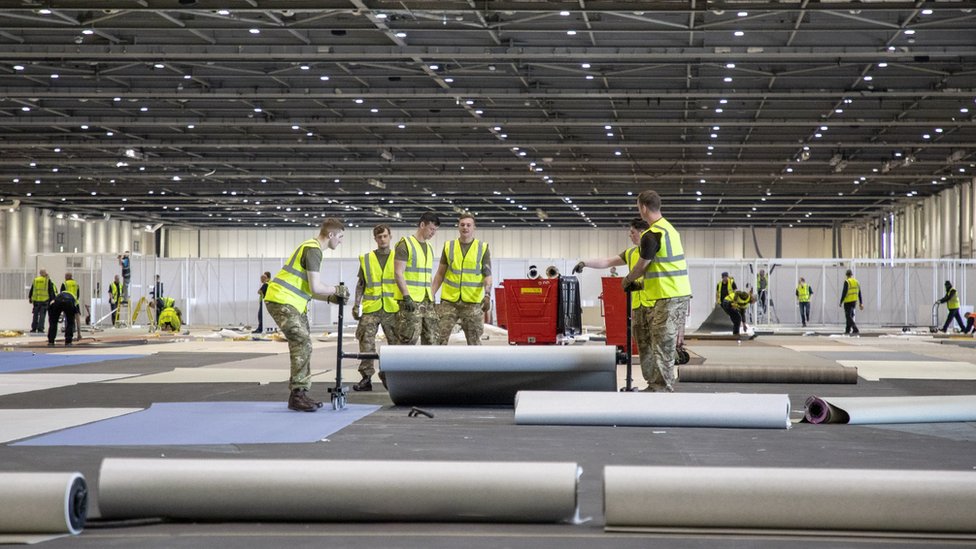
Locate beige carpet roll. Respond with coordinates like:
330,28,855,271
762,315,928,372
604,466,976,534
99,459,579,523
0,472,87,537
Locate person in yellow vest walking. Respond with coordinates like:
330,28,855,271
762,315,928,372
840,269,863,335
393,211,441,345
620,190,692,392
432,213,493,345
61,272,82,340
572,218,655,380
264,218,350,412
938,280,965,333
716,272,736,305
28,269,56,333
108,275,124,327
351,224,399,392
796,277,813,327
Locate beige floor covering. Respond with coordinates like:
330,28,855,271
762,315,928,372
0,372,138,397
0,407,141,443
839,360,976,381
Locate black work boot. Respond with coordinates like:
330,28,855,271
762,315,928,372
353,376,373,392
287,389,319,412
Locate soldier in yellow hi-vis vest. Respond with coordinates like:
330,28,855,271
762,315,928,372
840,269,863,335
351,224,399,392
938,280,965,333
432,213,494,346
393,211,441,346
60,272,82,340
264,218,350,413
796,277,813,327
572,217,654,374
621,190,692,392
28,269,56,333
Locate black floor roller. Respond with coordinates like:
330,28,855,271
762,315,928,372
331,283,379,410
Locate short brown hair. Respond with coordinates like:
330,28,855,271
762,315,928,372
318,218,345,237
373,224,391,237
458,213,475,223
637,190,661,211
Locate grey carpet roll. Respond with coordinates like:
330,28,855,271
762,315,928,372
805,395,976,424
0,472,87,536
98,459,579,523
380,346,616,406
514,391,791,429
604,466,976,534
679,365,858,384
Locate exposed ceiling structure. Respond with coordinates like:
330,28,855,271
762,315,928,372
0,1,974,230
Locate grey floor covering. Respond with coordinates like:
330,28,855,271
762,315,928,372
2,337,975,548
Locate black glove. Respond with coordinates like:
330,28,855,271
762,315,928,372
622,279,642,293
572,261,585,274
352,305,361,321
481,295,491,313
401,295,417,312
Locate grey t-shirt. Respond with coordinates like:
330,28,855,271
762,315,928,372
300,246,322,272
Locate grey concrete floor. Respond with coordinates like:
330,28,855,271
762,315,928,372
1,331,975,548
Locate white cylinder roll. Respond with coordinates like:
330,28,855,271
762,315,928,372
604,466,976,533
805,395,976,424
380,346,617,406
0,472,87,535
514,391,791,429
98,459,579,523
379,345,616,372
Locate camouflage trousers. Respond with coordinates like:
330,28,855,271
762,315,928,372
435,300,484,345
355,309,397,378
635,296,690,392
632,305,661,387
265,301,313,391
395,298,437,345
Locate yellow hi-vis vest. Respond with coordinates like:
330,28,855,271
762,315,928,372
797,283,811,303
639,217,692,302
32,276,50,302
110,281,123,301
394,236,434,302
161,296,175,309
843,277,860,303
441,239,487,303
625,246,655,309
724,292,751,311
63,279,79,300
158,307,181,331
360,250,399,314
717,278,735,303
264,238,320,313
946,288,960,309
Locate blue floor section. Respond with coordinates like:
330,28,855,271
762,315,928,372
14,401,380,446
0,352,143,373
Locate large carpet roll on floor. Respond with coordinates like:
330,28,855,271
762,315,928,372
514,391,791,429
679,365,858,384
805,395,976,424
98,459,579,523
0,472,87,539
604,466,976,534
380,346,616,406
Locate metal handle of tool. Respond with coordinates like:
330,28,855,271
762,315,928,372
330,283,348,410
624,290,634,392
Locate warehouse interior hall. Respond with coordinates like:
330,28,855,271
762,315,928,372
0,1,975,547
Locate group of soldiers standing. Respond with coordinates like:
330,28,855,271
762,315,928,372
262,212,495,412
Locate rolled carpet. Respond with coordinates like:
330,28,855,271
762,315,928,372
98,458,580,523
0,472,87,538
604,466,976,534
679,365,858,384
804,395,976,424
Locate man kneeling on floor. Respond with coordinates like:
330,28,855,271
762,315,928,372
48,290,77,347
265,218,349,412
157,297,184,333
